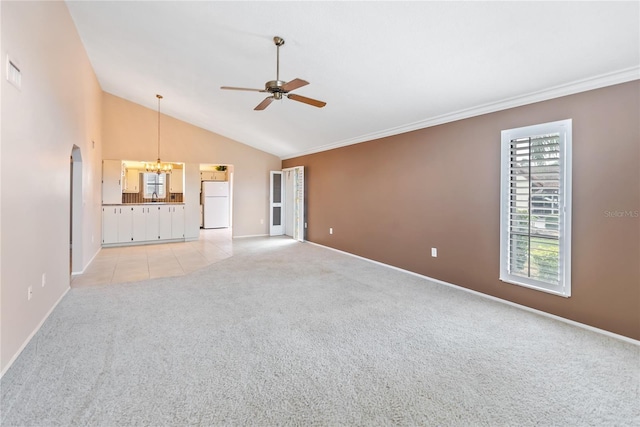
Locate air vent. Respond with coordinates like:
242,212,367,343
6,56,21,90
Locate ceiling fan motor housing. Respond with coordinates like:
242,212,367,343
266,80,286,93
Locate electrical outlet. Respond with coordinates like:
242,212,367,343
27,286,33,301
304,222,307,228
42,273,46,287
329,228,333,235
431,248,438,257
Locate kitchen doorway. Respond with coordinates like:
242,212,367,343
70,145,83,275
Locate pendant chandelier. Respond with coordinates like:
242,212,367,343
145,94,172,173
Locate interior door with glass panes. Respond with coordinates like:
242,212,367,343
270,167,305,240
269,171,284,235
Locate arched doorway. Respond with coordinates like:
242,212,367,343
70,145,83,274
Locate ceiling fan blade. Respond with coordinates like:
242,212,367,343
281,78,309,92
287,93,326,108
254,96,274,111
221,86,266,92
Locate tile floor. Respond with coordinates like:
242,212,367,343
71,228,234,287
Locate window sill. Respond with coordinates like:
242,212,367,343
499,276,570,298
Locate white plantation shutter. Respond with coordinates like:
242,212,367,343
500,120,572,297
143,173,166,198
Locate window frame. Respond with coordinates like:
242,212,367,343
499,119,572,297
143,172,167,199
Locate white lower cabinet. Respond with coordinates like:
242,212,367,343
171,205,185,238
117,206,133,243
103,206,133,244
146,206,160,241
159,206,173,240
102,206,119,244
132,206,147,242
103,204,185,246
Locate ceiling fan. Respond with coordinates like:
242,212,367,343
221,36,326,111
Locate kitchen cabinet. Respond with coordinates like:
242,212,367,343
200,171,214,181
117,206,133,243
132,205,146,242
102,206,133,244
102,206,119,244
200,170,227,182
102,160,123,204
145,206,160,241
102,204,185,246
171,205,185,238
124,169,140,194
170,169,184,193
159,205,173,240
212,171,227,181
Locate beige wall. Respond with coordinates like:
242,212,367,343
284,81,640,340
1,1,103,373
102,93,281,238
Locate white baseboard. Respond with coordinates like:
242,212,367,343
1,286,71,378
71,246,101,276
308,242,640,346
233,234,268,239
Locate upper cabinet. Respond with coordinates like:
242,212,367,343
170,169,184,193
102,159,123,204
213,171,227,181
200,171,214,181
200,169,227,181
123,168,140,193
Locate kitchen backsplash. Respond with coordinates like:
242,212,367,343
121,192,183,204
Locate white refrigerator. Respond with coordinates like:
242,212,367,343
202,181,230,229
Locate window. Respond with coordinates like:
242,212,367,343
500,119,572,297
143,173,166,199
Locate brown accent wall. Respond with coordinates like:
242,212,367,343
283,81,640,340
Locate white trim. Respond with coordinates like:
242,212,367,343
307,242,639,346
499,119,572,297
281,68,639,160
282,166,305,242
232,234,269,239
71,246,101,276
1,287,71,378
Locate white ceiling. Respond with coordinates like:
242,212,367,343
66,1,639,159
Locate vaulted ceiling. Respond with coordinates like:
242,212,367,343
66,1,639,159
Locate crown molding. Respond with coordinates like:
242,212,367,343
281,66,640,160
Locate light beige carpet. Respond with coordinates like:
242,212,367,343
2,237,639,426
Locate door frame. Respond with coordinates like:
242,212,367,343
70,145,83,275
269,171,284,236
270,167,305,241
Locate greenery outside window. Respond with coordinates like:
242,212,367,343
500,119,572,297
143,172,166,199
